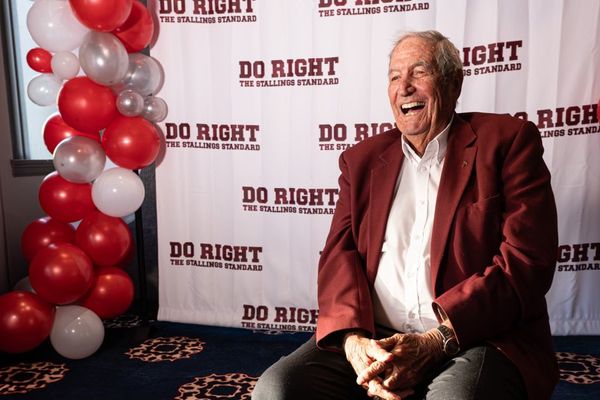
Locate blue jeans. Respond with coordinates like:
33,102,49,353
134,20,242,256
252,336,527,400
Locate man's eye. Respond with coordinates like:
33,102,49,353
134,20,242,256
413,68,430,77
390,75,399,82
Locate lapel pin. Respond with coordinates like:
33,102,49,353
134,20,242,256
462,160,468,168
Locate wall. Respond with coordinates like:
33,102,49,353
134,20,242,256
0,37,47,294
152,0,600,335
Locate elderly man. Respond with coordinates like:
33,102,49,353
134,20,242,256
253,30,558,400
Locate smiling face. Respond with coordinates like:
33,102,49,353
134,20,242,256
388,36,459,151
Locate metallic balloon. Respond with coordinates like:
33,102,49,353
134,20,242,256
112,53,164,96
14,277,36,294
92,167,145,218
79,31,129,86
141,96,168,122
116,89,144,117
53,136,106,183
27,73,63,106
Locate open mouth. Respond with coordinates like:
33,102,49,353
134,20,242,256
400,101,426,114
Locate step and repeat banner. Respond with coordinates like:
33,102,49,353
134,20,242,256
151,0,600,335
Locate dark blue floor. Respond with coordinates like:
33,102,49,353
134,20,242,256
551,336,600,399
0,319,309,399
1,319,598,399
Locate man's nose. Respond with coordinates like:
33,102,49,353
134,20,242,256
398,77,416,96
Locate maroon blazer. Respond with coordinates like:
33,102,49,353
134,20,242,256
316,112,559,400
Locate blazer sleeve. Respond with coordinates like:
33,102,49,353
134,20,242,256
433,120,558,349
316,151,375,349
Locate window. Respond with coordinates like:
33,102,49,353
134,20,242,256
2,1,60,175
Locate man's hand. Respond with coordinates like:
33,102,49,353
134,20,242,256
343,332,408,399
357,329,445,391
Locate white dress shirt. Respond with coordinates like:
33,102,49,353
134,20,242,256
372,120,452,333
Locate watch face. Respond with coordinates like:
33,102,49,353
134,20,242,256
437,325,460,356
444,339,459,356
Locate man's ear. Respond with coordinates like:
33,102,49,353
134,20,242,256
449,75,463,105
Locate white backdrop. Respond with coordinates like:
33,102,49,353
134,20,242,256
151,0,600,335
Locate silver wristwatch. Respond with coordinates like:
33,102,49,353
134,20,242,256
436,325,460,356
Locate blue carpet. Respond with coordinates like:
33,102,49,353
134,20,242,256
0,318,598,399
551,336,600,399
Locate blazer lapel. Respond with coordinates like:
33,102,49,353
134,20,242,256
431,115,477,294
366,135,404,284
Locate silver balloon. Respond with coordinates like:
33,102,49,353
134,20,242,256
53,136,106,183
141,96,168,122
116,89,144,117
50,305,104,360
79,31,129,86
112,53,165,96
27,73,62,106
14,276,36,293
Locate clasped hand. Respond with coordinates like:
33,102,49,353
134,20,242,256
343,329,445,400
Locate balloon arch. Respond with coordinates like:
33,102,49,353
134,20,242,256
0,0,166,359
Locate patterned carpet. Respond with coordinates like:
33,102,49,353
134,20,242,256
0,317,598,399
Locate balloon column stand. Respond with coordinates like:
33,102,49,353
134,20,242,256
1,0,165,359
134,205,149,323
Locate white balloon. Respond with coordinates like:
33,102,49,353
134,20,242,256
50,305,104,360
51,51,80,80
26,0,89,52
92,167,145,217
27,73,62,106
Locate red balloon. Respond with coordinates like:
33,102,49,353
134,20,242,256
75,211,133,266
21,217,76,262
0,291,55,353
26,48,52,73
69,0,133,32
58,77,118,134
102,115,160,169
43,113,101,154
29,243,94,305
79,266,134,319
39,172,96,223
112,1,154,53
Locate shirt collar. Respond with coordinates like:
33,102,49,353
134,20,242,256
401,115,453,165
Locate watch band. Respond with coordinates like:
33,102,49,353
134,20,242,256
436,324,460,356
